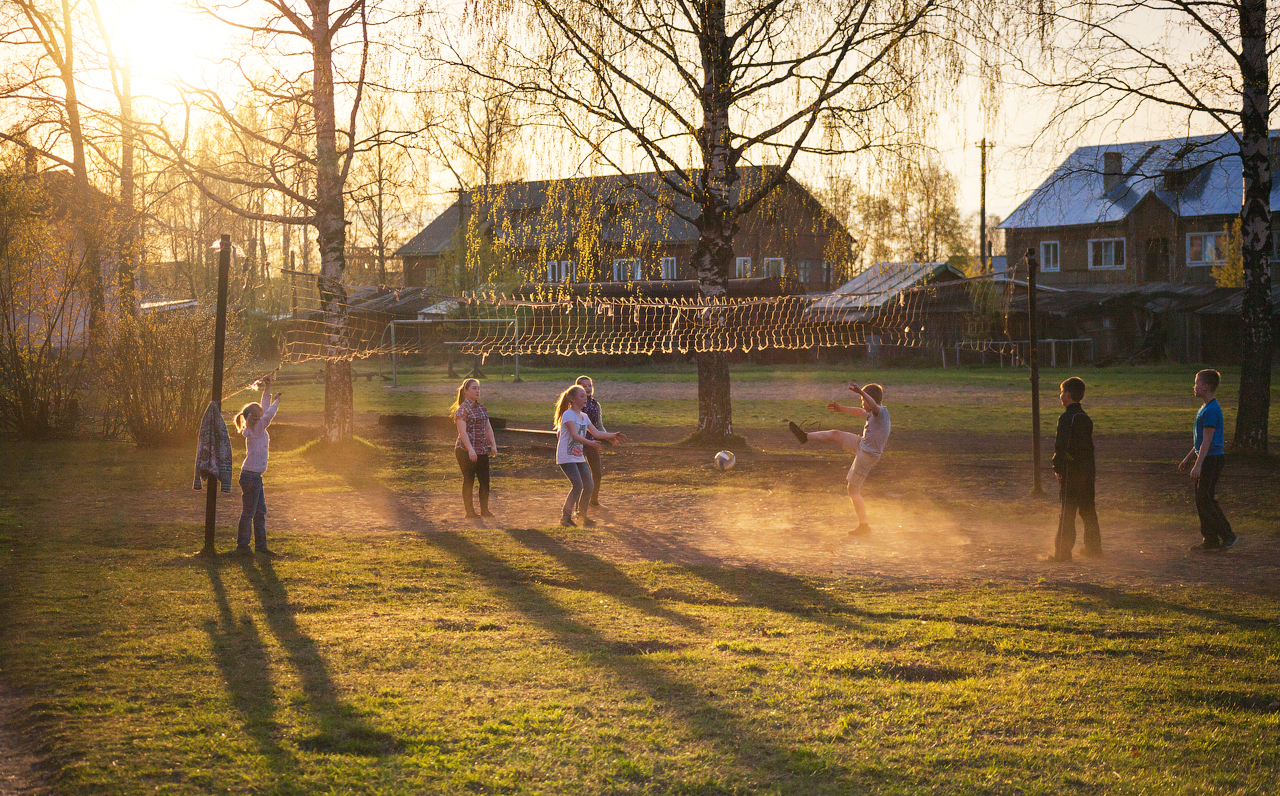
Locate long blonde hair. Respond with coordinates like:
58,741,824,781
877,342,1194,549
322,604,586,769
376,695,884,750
234,402,263,433
448,378,479,417
553,385,585,429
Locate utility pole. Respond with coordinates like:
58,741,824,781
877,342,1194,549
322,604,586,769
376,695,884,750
1026,247,1043,496
200,235,232,556
976,139,995,272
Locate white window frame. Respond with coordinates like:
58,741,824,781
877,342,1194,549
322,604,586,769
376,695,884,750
762,257,784,278
797,261,812,283
821,261,833,287
1186,232,1227,267
660,256,677,280
1040,241,1060,272
735,257,752,278
1087,238,1126,270
547,260,576,282
612,258,642,281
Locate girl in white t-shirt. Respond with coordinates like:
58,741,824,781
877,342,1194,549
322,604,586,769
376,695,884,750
553,385,625,527
234,375,282,555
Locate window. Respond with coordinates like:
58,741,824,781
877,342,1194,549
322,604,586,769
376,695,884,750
763,257,784,278
821,261,833,287
612,258,641,281
735,257,752,278
1040,241,1060,272
1088,238,1126,270
797,260,812,283
1187,232,1227,267
660,256,677,280
547,260,575,282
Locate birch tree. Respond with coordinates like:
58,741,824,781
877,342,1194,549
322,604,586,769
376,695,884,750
0,0,108,345
1013,0,1276,453
458,0,961,444
149,0,373,444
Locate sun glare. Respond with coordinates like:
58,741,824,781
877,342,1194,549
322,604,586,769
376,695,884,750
111,1,225,93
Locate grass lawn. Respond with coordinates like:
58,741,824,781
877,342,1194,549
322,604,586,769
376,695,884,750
3,418,1280,794
266,362,1280,437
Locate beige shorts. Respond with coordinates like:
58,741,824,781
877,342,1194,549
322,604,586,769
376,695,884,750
847,449,881,487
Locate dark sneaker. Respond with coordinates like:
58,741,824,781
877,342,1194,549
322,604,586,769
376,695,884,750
849,523,871,535
480,509,494,518
1194,539,1222,551
560,518,577,528
255,548,281,558
233,546,253,556
787,421,809,445
1046,552,1072,563
1219,534,1238,550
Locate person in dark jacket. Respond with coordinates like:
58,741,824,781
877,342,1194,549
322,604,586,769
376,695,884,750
1049,376,1101,562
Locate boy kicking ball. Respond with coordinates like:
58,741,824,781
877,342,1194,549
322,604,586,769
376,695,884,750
788,382,890,535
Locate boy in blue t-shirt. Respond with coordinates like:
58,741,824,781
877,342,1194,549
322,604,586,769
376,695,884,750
1177,369,1237,550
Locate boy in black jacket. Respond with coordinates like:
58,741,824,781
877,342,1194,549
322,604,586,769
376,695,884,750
1049,377,1101,562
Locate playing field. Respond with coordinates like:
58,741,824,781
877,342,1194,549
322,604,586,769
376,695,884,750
1,364,1278,795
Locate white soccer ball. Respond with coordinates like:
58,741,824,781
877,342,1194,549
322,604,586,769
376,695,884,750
714,450,736,471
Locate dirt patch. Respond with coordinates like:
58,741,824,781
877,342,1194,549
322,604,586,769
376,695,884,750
122,423,1280,594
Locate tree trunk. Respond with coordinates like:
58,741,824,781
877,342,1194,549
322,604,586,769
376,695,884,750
690,0,736,444
118,61,137,318
313,1,354,443
1236,0,1273,454
56,0,104,346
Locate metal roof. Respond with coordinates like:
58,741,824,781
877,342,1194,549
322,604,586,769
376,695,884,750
998,132,1280,230
1009,282,1237,316
1196,284,1280,315
811,262,964,309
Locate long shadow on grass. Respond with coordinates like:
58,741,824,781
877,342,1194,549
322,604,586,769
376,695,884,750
604,516,882,628
230,557,400,757
201,559,295,771
422,529,900,793
505,528,705,632
1056,581,1274,631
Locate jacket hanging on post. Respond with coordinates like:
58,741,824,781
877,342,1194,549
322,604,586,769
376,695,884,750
193,401,233,493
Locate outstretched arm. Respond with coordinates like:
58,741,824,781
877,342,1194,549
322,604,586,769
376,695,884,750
848,381,881,416
258,377,282,425
586,421,626,443
828,401,868,418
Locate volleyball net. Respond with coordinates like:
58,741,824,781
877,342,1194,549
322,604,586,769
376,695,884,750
277,266,1019,364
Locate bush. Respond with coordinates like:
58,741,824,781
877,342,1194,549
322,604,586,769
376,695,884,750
0,172,92,439
104,306,250,447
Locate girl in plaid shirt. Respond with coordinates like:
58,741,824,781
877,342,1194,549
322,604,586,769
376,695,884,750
450,378,497,519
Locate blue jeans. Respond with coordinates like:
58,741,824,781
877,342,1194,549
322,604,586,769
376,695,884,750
559,462,594,521
237,470,268,550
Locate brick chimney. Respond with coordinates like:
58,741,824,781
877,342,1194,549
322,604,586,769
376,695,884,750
1103,151,1123,192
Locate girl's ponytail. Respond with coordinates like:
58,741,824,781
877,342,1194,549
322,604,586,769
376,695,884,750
234,402,263,433
552,386,580,430
448,378,479,417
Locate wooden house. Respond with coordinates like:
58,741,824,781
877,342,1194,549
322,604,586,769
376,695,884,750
998,133,1280,287
395,166,853,292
